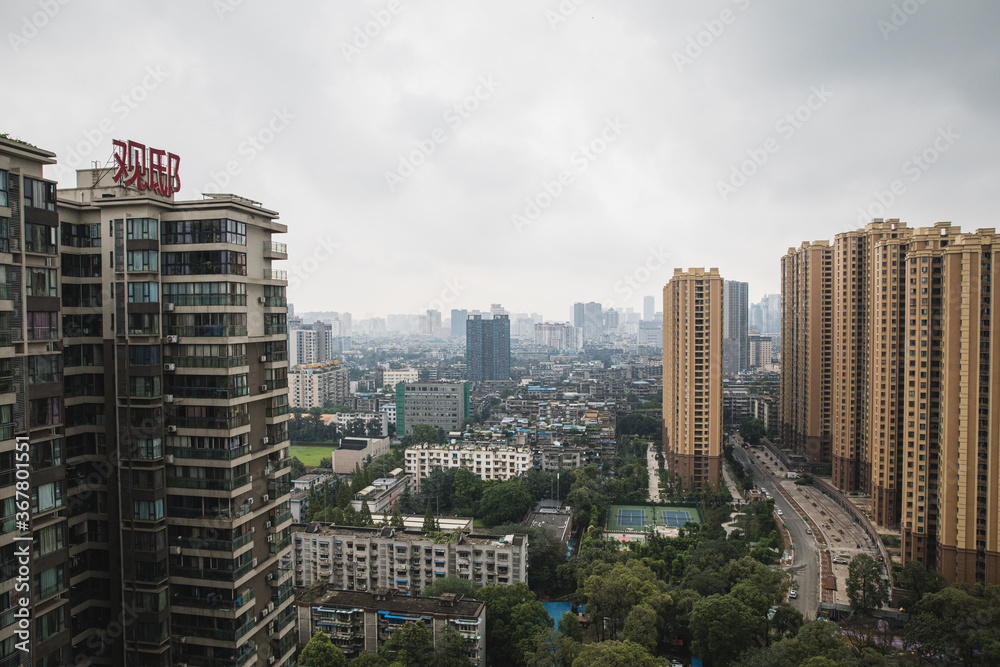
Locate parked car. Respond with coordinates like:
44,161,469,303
832,557,847,564
789,590,798,599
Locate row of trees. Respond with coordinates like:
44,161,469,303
288,412,387,444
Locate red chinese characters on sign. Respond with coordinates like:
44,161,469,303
111,139,181,196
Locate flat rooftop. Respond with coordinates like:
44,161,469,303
297,587,484,617
293,523,525,547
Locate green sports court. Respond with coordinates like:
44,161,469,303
606,504,702,533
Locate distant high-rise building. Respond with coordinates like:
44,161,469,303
583,302,603,342
750,294,782,334
572,302,586,333
643,295,655,321
604,308,619,334
663,268,723,491
637,321,662,348
534,322,582,351
723,280,749,376
489,303,507,318
450,309,468,337
395,381,470,435
466,314,510,381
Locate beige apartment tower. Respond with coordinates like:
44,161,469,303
662,268,723,492
780,241,833,464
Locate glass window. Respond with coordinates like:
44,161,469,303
26,267,58,297
29,396,62,427
30,438,63,470
133,498,165,520
23,177,56,211
162,218,246,245
127,250,159,272
34,523,66,558
129,345,161,366
0,169,8,207
127,282,159,303
31,481,63,513
25,223,57,254
126,218,158,240
27,311,59,339
27,355,62,383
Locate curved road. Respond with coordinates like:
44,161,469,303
729,436,820,620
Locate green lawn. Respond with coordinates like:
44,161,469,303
289,444,334,467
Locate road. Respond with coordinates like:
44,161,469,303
647,444,661,501
729,436,820,620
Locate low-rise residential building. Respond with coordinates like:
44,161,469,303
383,368,420,390
293,473,332,491
295,587,485,666
332,436,391,474
292,524,529,594
334,411,389,437
350,469,412,514
404,442,531,490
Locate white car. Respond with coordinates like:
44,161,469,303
789,590,798,599
777,509,783,515
832,557,848,564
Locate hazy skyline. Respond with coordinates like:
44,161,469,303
5,1,998,317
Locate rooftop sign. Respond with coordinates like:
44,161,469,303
111,139,180,196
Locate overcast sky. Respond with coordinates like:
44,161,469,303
5,0,999,321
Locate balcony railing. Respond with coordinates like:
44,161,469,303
171,560,254,583
165,326,247,338
168,444,251,461
171,415,251,430
165,355,248,368
167,473,252,491
264,241,287,254
174,531,253,552
172,616,256,643
172,588,254,611
163,295,247,307
266,458,291,474
263,270,287,281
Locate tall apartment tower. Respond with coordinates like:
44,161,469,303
723,280,749,376
643,295,655,321
780,241,833,464
1,138,74,667
0,135,295,667
450,309,468,338
662,268,723,492
465,314,510,382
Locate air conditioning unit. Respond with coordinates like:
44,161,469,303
266,572,274,582
262,494,269,503
165,454,175,464
169,546,182,555
262,436,270,445
163,394,174,403
165,335,178,343
260,384,268,392
265,521,272,528
166,425,178,433
258,296,267,304
260,355,268,362
163,363,175,372
253,558,258,567
268,602,274,613
251,526,256,534
268,656,276,665
267,535,275,543
164,303,175,312
261,609,268,619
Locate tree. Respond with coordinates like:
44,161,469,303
453,467,483,514
739,417,766,446
846,554,889,613
523,628,581,667
433,625,471,667
299,631,347,667
390,502,405,529
902,585,997,665
690,594,762,666
358,501,373,526
348,653,388,667
476,583,552,666
621,603,659,652
411,423,440,445
570,640,660,667
380,620,434,666
336,483,352,509
419,575,475,599
291,456,307,479
319,457,333,469
558,611,582,643
897,559,946,609
422,499,438,533
583,561,665,642
478,479,532,526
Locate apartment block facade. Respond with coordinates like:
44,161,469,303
465,315,510,382
291,524,528,594
394,381,469,436
403,442,531,490
723,279,749,377
0,136,296,666
662,268,723,491
295,588,485,665
288,361,349,409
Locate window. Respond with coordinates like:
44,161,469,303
36,607,68,644
29,396,62,427
126,218,158,240
30,438,63,470
129,345,161,366
162,250,247,276
133,498,165,521
27,311,59,340
26,267,58,297
127,250,159,272
34,523,65,558
128,281,159,303
23,177,56,211
162,218,246,245
129,375,161,398
24,222,57,254
0,217,9,253
0,169,8,207
61,222,101,248
126,312,159,335
162,281,247,306
31,481,63,513
34,564,66,599
27,355,62,383
63,313,103,337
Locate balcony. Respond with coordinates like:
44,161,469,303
168,473,252,492
171,560,254,583
171,414,251,431
263,241,288,259
172,616,256,643
164,326,247,338
168,444,251,461
172,588,254,612
266,458,291,475
174,531,253,552
263,269,287,281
